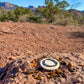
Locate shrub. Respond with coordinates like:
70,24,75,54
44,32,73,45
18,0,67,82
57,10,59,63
29,16,44,23
35,0,70,23
78,16,84,25
18,15,29,22
0,14,8,21
14,7,32,19
53,14,74,26
0,6,32,22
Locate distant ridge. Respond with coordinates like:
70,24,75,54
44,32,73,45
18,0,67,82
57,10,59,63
68,9,84,17
0,2,45,11
0,2,18,10
81,11,84,13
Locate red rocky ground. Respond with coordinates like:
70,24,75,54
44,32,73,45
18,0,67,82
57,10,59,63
0,22,84,68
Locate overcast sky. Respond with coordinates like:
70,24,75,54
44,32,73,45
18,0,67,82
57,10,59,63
0,0,84,10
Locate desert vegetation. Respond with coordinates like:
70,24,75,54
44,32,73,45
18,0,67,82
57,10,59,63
0,6,32,22
0,0,84,26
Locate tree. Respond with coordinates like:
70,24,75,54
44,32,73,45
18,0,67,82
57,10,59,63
14,6,32,19
35,0,70,22
7,11,16,21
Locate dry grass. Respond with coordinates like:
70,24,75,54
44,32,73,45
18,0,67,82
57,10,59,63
18,15,29,22
52,15,74,26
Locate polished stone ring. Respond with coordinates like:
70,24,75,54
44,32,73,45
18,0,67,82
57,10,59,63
40,58,60,70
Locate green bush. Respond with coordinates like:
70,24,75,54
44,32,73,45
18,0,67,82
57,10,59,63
78,16,84,25
0,11,17,22
35,0,70,23
0,14,8,21
29,16,44,23
0,6,32,22
0,4,84,26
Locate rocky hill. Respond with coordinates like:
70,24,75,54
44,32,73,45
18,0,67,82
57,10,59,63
68,9,84,17
81,11,84,13
0,2,17,10
0,2,45,11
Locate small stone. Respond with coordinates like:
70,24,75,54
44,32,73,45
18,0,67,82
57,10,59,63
9,57,14,60
47,75,51,78
50,72,55,76
57,82,61,84
32,59,36,63
69,67,74,72
42,55,46,58
26,69,35,74
62,73,67,78
77,78,82,83
38,58,42,62
59,57,62,61
53,75,56,80
37,67,43,71
56,69,63,74
34,75,38,79
38,75,42,80
58,74,61,77
61,61,66,65
73,78,81,83
68,62,72,68
32,60,36,64
31,64,34,67
38,71,42,74
60,78,65,83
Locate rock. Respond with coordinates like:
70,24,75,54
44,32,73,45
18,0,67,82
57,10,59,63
9,57,14,61
0,67,5,75
69,67,74,72
77,78,82,83
72,78,81,83
60,61,66,65
62,73,67,78
60,78,65,83
26,69,35,74
57,81,61,84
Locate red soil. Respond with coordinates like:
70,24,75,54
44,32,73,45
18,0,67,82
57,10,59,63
0,22,84,67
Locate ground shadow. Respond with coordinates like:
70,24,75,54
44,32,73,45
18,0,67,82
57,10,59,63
70,32,84,39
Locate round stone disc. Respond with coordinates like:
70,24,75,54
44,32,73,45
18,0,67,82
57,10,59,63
40,58,60,70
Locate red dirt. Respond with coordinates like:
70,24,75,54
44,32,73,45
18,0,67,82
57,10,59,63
0,22,84,67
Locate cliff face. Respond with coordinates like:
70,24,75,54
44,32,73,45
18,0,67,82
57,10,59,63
0,2,17,10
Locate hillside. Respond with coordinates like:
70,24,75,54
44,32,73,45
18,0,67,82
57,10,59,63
0,2,17,10
68,9,84,17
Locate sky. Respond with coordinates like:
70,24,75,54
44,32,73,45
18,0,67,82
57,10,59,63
0,0,84,10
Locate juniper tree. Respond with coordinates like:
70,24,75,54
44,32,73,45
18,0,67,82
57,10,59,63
36,0,70,22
